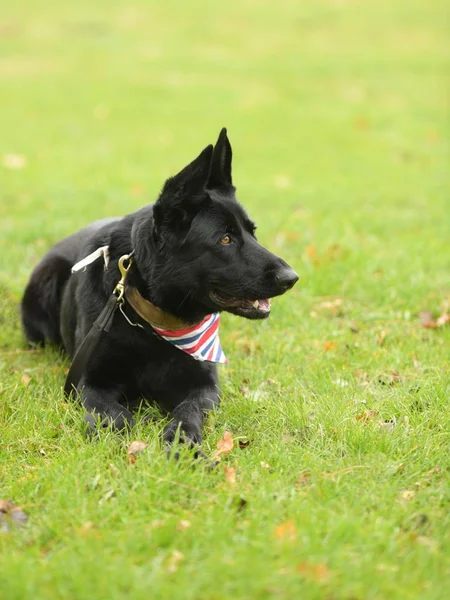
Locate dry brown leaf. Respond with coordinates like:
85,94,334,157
127,441,149,463
21,373,31,386
0,500,28,530
436,313,450,327
323,341,338,353
318,298,343,310
224,466,236,486
2,153,27,170
419,310,437,328
99,489,115,504
109,463,120,477
356,409,379,423
236,339,259,355
419,310,450,329
398,490,416,501
177,519,191,532
377,330,388,346
79,521,95,533
416,536,439,552
296,471,311,487
305,244,317,260
353,115,370,130
296,561,330,583
214,431,234,460
167,550,184,574
274,520,296,541
147,519,165,531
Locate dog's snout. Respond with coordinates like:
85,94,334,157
276,267,299,291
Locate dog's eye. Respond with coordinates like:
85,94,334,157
220,235,232,245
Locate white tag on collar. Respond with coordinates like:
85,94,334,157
71,245,110,273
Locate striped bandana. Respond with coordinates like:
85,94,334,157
152,313,227,364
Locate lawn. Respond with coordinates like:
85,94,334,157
0,0,449,598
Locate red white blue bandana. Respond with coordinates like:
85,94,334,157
152,313,227,364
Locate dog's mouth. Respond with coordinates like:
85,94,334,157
210,291,271,319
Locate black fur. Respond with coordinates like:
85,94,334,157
21,129,298,449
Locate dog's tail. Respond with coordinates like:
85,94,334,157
21,254,72,347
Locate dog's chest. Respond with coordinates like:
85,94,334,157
126,334,219,410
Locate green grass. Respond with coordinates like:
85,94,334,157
1,0,449,598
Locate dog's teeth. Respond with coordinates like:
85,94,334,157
252,300,259,309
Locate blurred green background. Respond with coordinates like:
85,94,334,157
0,1,449,599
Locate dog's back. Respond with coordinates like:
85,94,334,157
21,218,118,346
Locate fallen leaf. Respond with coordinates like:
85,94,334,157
355,409,379,423
318,298,343,311
378,370,401,386
79,521,95,533
398,490,415,501
127,441,149,463
109,462,120,476
305,244,317,260
128,440,149,455
213,431,234,460
236,339,259,355
21,373,31,386
167,550,184,574
436,313,450,327
296,561,330,583
296,471,311,487
377,563,399,573
130,184,144,197
419,311,437,328
224,466,236,486
99,489,115,504
147,519,165,531
416,535,438,552
419,310,450,329
377,330,388,346
353,115,370,130
2,153,27,170
177,519,191,532
274,520,296,541
323,341,338,353
0,500,28,531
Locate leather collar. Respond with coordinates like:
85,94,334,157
125,286,194,331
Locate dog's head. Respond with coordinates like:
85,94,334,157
143,128,298,320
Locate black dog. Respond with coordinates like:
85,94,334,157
21,128,298,450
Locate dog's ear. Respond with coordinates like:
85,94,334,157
207,127,233,190
153,144,213,240
163,144,213,195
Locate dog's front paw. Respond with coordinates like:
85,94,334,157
85,408,135,435
163,419,202,446
163,420,205,459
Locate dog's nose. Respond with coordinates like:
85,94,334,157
276,267,299,291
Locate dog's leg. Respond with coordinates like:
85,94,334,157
77,376,135,432
163,388,219,451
